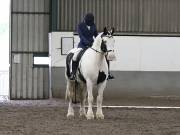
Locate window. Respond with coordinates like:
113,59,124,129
61,37,74,55
33,53,49,67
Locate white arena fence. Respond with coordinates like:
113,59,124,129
0,71,9,96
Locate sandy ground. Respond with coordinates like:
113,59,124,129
0,98,180,135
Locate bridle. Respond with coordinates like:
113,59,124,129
90,35,114,55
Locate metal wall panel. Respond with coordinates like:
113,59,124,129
11,14,49,52
10,54,49,99
56,0,139,32
10,0,50,99
12,0,49,12
139,0,180,33
54,0,180,34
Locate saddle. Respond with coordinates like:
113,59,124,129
66,49,87,80
75,49,87,64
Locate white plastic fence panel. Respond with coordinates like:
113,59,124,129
0,71,9,96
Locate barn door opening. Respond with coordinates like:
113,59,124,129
0,0,10,99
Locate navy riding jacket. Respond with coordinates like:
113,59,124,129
77,22,98,49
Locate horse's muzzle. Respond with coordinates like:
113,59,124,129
106,51,116,61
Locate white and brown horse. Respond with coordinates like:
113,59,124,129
65,27,116,119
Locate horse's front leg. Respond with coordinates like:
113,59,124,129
67,99,74,119
96,81,106,119
66,81,74,119
79,85,87,118
86,80,94,120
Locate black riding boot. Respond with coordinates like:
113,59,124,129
107,60,115,80
69,61,78,80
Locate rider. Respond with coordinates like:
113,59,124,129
69,13,114,80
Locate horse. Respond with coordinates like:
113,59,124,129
65,27,116,120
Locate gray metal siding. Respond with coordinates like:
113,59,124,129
12,0,49,12
11,54,49,99
10,0,50,99
139,0,180,33
11,14,49,52
55,0,180,34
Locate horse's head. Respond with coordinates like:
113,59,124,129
91,26,116,61
100,26,116,61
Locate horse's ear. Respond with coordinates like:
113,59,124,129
112,27,115,35
103,27,108,35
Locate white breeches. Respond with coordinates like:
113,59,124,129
72,48,83,61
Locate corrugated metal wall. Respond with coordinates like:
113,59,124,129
54,0,180,34
11,14,49,52
10,0,50,99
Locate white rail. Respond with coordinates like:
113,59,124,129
0,71,9,96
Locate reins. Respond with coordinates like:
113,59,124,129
90,47,102,54
90,47,114,54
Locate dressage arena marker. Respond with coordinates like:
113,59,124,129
92,106,180,109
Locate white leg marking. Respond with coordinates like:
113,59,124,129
86,80,94,120
96,82,106,119
67,99,74,119
66,81,74,119
79,87,87,118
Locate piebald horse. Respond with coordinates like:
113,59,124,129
65,27,116,120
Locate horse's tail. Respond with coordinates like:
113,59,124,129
72,80,79,104
65,52,73,101
65,81,74,101
65,82,69,101
65,79,80,104
65,52,80,103
65,53,74,78
65,50,88,104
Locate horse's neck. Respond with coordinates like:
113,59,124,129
91,35,102,52
85,34,105,65
88,46,105,68
90,35,105,62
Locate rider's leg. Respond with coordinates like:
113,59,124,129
69,48,82,80
106,58,114,80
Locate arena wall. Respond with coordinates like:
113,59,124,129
49,32,180,100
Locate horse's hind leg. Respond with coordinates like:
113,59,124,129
66,80,75,119
96,81,106,119
79,83,87,118
86,80,94,120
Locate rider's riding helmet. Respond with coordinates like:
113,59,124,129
84,13,94,26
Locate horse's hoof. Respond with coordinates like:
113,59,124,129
79,113,86,119
79,110,86,118
86,113,94,120
79,109,86,118
87,115,94,120
67,113,74,119
96,113,104,119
